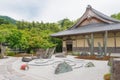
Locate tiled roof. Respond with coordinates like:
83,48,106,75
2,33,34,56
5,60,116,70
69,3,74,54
51,23,120,37
51,5,120,37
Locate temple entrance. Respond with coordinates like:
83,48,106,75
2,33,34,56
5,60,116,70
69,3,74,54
66,44,72,52
66,40,73,52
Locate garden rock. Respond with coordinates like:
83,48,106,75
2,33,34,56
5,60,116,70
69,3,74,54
85,62,95,67
80,52,89,56
55,61,73,74
22,57,32,62
55,53,66,58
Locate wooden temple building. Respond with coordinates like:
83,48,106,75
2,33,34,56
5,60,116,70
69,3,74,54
51,5,120,53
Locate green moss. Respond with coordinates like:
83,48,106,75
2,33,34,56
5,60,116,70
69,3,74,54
7,52,15,56
71,52,80,56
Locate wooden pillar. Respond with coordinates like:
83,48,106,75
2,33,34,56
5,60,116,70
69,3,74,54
114,33,116,52
86,35,91,53
91,33,94,55
84,35,85,48
86,34,94,55
62,40,67,53
72,39,76,52
103,31,108,56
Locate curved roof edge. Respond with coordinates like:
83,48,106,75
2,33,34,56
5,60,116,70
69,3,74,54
69,5,120,30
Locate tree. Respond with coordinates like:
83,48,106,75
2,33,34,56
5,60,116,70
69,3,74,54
51,38,62,52
0,29,10,58
39,30,56,48
28,29,56,50
0,17,77,53
58,18,74,30
0,18,9,25
111,13,120,20
7,29,29,53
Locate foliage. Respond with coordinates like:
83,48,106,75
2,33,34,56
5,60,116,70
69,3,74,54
108,58,113,66
0,16,75,53
0,24,15,57
104,73,111,80
7,29,29,50
30,50,34,54
0,29,9,43
7,52,15,56
71,51,80,56
111,13,120,20
0,15,16,24
58,18,74,30
51,38,62,52
28,29,55,49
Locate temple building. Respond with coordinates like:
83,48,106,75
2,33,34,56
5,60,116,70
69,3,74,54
51,5,120,53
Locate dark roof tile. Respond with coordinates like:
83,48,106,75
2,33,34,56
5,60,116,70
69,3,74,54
51,23,120,37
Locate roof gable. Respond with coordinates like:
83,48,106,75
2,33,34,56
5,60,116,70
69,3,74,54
51,5,120,37
69,5,120,30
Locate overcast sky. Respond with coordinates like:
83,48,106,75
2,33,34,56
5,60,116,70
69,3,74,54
0,0,120,22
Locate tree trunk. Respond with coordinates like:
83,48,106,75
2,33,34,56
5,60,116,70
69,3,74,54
0,43,4,58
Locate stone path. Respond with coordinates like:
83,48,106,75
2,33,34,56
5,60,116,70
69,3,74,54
0,57,36,80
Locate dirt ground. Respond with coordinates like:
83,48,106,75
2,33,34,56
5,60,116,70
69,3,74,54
75,55,111,61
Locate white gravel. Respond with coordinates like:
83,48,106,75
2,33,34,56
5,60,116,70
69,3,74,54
12,55,110,80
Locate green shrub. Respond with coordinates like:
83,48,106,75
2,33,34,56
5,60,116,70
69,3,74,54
71,52,80,56
108,58,113,66
7,52,15,56
104,73,111,80
30,50,34,54
0,55,3,59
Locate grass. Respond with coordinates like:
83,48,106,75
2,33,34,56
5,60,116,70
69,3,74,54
14,53,36,57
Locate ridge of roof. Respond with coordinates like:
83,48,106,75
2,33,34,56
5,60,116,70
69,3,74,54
91,7,120,23
69,5,120,30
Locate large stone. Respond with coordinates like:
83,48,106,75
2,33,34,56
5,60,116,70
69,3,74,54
55,62,73,74
80,52,89,56
111,58,120,80
55,53,66,58
22,57,32,62
85,62,95,67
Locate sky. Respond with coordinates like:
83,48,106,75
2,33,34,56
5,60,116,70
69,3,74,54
0,0,120,22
